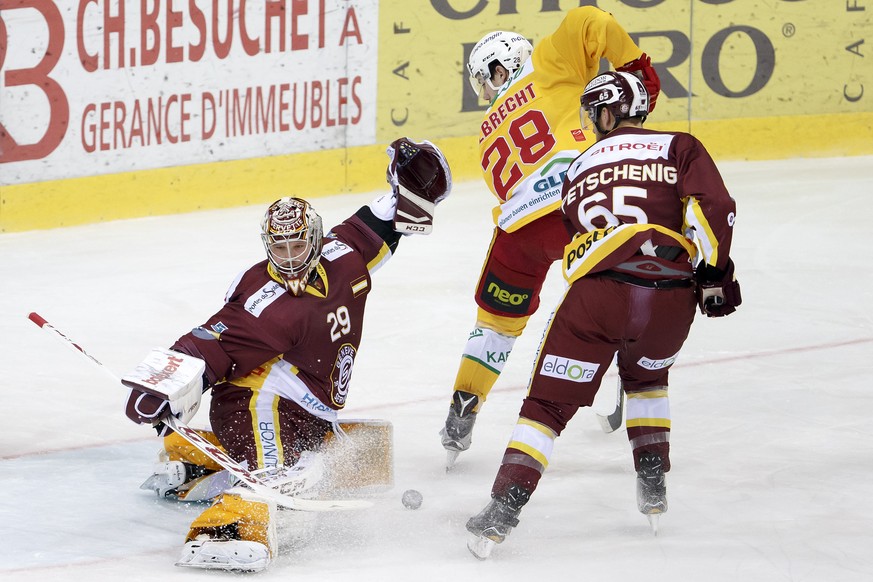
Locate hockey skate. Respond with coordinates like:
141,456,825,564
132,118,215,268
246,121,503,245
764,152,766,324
141,460,234,501
636,452,667,535
439,390,479,470
465,485,530,559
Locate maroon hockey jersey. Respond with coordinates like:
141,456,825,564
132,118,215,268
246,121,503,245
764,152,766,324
560,127,736,284
171,211,396,421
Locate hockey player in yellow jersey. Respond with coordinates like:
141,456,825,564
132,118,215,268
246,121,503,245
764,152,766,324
440,7,661,468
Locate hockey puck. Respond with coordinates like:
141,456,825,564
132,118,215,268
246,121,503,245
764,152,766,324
401,489,423,510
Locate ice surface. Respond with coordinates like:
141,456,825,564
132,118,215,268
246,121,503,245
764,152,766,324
2,156,872,581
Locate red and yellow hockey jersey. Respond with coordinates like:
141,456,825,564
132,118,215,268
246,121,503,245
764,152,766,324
478,7,643,232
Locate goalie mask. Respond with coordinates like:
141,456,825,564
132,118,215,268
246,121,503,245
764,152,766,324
467,31,532,101
261,197,323,296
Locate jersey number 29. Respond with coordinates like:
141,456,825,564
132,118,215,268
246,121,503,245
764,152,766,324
327,306,351,341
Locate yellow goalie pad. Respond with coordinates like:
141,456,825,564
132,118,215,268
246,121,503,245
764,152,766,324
322,419,394,494
161,419,393,495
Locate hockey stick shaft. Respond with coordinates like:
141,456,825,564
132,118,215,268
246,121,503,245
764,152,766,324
28,312,119,383
27,312,370,511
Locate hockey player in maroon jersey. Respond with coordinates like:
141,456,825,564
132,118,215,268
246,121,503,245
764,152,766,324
441,7,661,469
465,72,741,559
122,138,451,572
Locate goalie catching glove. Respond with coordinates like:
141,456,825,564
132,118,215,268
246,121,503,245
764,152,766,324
383,137,452,235
123,347,206,436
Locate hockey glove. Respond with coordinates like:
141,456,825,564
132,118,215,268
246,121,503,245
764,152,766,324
694,258,742,317
123,347,206,436
385,137,452,235
617,53,660,112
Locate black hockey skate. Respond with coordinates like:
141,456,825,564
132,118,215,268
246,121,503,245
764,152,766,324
439,390,479,470
636,451,667,534
465,485,530,559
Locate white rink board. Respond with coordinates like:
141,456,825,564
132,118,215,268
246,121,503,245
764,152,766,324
0,1,378,184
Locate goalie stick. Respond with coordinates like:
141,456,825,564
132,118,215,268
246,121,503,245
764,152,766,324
27,312,371,512
596,377,624,433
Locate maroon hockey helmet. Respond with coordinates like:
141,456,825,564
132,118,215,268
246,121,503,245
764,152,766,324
261,197,323,296
581,71,649,133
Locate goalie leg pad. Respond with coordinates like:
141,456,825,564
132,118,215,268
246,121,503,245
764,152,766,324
322,420,393,494
162,429,226,471
252,451,326,498
176,538,271,572
180,488,277,571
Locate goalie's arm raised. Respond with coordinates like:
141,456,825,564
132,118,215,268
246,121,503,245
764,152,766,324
329,137,453,272
378,137,452,236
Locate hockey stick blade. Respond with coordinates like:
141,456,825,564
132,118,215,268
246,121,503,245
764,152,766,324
28,312,372,512
596,378,624,433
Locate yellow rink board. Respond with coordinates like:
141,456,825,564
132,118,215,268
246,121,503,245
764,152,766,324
2,111,871,233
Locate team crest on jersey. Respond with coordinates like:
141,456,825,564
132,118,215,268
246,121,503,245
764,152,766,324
330,343,356,407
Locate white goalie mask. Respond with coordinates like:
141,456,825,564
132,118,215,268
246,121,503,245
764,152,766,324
467,31,532,100
261,197,324,296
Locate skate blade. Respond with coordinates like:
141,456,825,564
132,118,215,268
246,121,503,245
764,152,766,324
445,450,460,471
466,533,496,560
647,513,660,536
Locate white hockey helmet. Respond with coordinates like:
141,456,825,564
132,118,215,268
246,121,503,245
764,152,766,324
580,71,649,133
261,197,323,296
467,31,533,100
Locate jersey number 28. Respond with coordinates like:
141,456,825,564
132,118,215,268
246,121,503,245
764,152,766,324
482,109,556,200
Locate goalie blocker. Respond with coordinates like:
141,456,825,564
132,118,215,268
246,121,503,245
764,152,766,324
123,347,206,436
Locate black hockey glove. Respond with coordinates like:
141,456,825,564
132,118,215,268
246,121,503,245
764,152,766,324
694,258,742,317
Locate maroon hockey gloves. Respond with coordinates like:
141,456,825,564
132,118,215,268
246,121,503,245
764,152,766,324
618,53,660,112
386,137,452,235
694,259,742,317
